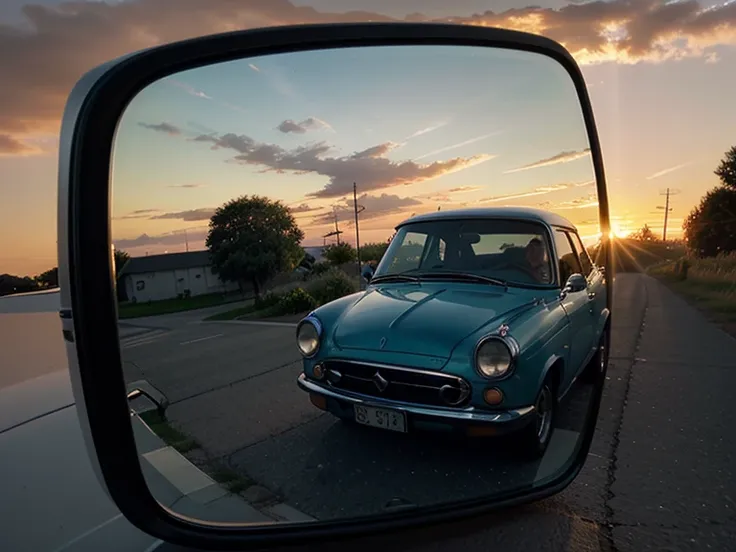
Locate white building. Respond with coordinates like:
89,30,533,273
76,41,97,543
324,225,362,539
119,251,239,303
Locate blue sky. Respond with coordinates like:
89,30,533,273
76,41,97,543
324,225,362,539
112,45,594,256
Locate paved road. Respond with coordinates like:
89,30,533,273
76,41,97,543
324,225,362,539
121,273,736,551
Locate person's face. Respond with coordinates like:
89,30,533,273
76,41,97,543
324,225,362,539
526,245,546,267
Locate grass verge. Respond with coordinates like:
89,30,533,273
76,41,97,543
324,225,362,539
139,411,200,454
119,292,247,319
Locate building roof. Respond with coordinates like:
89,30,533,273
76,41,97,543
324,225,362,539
396,207,578,230
119,250,211,276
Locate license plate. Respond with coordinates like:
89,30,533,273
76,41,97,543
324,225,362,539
354,404,407,433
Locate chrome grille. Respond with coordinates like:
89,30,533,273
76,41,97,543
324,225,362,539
322,360,470,408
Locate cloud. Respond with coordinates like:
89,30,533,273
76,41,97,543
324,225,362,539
114,208,163,220
645,161,692,180
447,186,483,193
479,180,594,203
114,228,208,250
248,63,260,72
2,0,736,151
404,122,449,141
167,79,212,99
0,134,39,156
149,208,215,221
504,149,592,174
289,203,324,214
414,131,503,161
552,193,599,209
138,122,181,135
310,193,422,226
277,117,333,134
167,183,205,188
189,131,492,198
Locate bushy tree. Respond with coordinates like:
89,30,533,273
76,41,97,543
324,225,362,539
629,224,657,242
35,267,59,288
113,249,130,278
360,242,390,263
206,195,304,298
683,146,736,258
323,242,356,265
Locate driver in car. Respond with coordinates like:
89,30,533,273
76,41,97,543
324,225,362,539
525,238,551,284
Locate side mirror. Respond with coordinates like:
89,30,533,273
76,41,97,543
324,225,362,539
563,273,587,294
57,21,611,550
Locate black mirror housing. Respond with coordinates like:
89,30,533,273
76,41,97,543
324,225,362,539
57,22,612,550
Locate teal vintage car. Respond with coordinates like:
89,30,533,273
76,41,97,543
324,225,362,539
296,207,609,458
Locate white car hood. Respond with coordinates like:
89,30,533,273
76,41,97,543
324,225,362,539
0,369,160,552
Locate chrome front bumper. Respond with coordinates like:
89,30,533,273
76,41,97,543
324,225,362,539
297,373,535,432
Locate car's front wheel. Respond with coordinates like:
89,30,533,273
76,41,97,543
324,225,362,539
513,373,558,460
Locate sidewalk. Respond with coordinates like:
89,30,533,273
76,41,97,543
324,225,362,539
608,275,736,551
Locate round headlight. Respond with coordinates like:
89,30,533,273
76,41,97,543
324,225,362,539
296,318,321,357
475,338,513,378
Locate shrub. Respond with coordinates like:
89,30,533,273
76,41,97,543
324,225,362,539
307,267,358,305
273,288,317,315
255,290,283,310
311,262,331,276
323,242,357,265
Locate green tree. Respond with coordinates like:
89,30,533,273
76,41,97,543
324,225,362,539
683,186,736,258
629,224,657,242
715,145,736,189
323,242,356,265
206,195,304,298
113,249,130,278
35,267,59,288
359,242,390,263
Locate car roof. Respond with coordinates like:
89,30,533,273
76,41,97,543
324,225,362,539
396,207,578,231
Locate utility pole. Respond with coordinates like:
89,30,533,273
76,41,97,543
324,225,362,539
657,188,681,241
334,206,341,245
353,182,365,282
184,228,190,252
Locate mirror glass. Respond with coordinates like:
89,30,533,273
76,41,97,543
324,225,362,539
112,44,606,525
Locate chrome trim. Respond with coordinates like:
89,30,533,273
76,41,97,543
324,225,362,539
296,316,322,358
473,333,520,381
324,359,461,382
298,373,534,424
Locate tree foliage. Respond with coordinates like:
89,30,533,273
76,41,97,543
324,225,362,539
206,195,304,297
360,242,390,263
715,145,736,190
683,186,736,258
36,267,59,288
323,242,356,265
114,249,130,278
629,224,658,242
683,146,736,258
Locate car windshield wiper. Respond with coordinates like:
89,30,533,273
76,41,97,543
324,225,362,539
370,271,421,284
420,271,508,288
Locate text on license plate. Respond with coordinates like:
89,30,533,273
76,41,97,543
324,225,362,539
354,405,407,433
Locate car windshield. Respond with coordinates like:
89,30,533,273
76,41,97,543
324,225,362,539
373,218,556,287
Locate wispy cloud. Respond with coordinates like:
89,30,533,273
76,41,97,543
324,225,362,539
478,180,594,204
277,117,333,134
404,122,449,141
310,193,422,226
167,126,493,199
149,208,215,221
0,134,40,156
414,131,502,161
645,162,692,180
167,184,205,188
114,209,163,220
167,79,212,100
504,149,591,174
138,122,181,135
552,193,599,210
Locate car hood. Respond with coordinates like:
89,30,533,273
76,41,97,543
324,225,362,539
331,283,539,359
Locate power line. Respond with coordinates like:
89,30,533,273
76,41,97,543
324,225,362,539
657,188,681,241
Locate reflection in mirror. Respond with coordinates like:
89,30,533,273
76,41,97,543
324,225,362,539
112,44,605,525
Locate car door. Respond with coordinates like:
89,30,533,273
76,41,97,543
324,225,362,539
552,229,594,380
570,230,606,344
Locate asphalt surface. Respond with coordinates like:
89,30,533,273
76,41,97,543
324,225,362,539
120,300,594,523
3,274,735,551
120,272,736,551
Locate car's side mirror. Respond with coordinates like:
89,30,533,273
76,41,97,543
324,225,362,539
57,21,612,550
563,273,587,295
